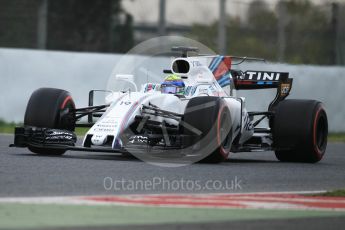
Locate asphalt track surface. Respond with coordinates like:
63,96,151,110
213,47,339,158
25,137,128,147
1,134,345,197
1,134,345,229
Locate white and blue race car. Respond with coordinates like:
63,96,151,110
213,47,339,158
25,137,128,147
11,47,328,163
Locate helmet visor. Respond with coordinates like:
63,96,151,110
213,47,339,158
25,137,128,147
161,86,178,94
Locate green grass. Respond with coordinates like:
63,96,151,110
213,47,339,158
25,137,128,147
328,133,345,143
0,119,20,134
1,119,345,142
0,119,88,136
1,203,345,229
316,189,345,197
74,127,89,136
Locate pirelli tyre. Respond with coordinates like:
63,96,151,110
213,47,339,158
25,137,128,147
183,97,232,163
24,88,76,155
272,99,328,163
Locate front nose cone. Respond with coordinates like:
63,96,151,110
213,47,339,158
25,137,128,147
91,134,108,146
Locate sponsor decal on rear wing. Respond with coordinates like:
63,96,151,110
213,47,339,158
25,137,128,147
234,71,290,90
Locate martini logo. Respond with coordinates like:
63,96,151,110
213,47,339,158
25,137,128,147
244,71,281,81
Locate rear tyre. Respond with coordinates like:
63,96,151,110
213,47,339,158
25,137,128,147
24,88,76,155
183,97,232,163
272,99,328,163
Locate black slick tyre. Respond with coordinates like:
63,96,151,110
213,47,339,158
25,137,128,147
183,97,232,163
272,99,328,163
24,88,76,155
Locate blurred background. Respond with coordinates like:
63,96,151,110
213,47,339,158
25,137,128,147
0,0,344,64
0,0,345,131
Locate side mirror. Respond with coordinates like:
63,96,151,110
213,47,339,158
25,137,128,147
115,74,135,82
114,74,137,92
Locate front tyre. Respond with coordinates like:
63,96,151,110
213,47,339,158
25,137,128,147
183,97,232,163
24,88,76,155
272,99,328,163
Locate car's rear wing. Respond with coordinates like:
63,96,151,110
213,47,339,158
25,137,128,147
233,70,290,89
232,70,293,109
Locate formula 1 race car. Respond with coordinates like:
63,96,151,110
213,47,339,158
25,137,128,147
11,47,328,164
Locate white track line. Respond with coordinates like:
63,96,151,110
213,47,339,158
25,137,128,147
0,190,327,203
0,190,330,206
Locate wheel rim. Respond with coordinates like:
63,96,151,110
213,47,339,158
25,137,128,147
219,109,232,152
60,98,76,131
316,114,327,151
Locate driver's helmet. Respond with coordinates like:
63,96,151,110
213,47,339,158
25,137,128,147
161,74,185,95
